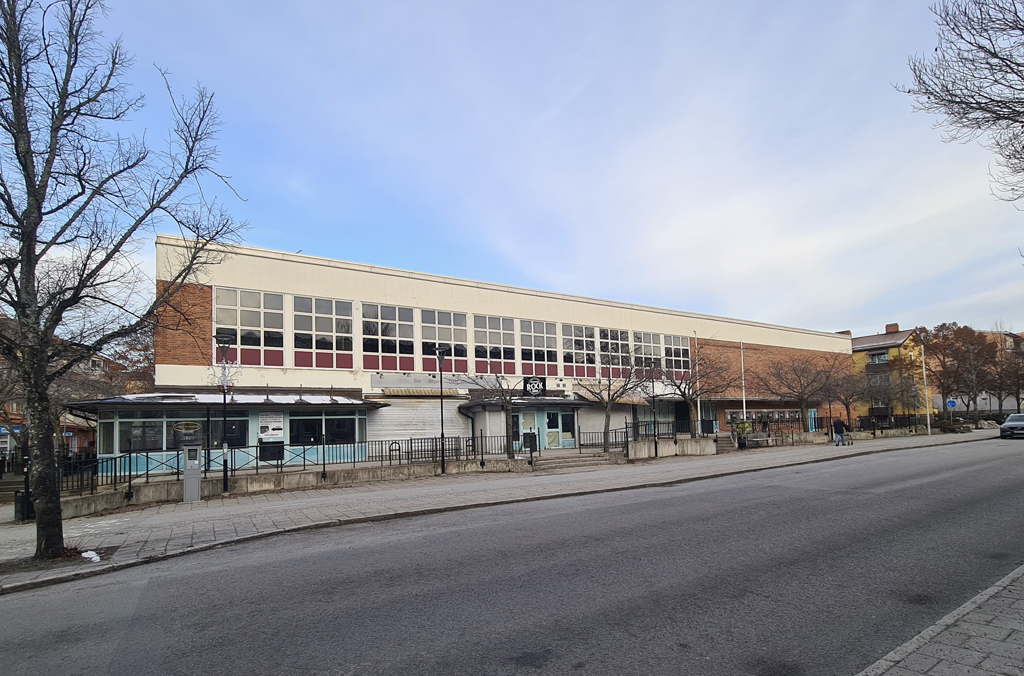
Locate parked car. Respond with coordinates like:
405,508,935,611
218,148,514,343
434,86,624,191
999,414,1024,438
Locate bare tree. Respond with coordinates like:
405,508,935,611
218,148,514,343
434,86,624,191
752,352,845,432
573,358,646,452
950,326,997,426
457,373,520,458
656,341,739,438
0,1,244,558
916,324,965,422
887,352,923,415
1009,350,1024,413
905,1,1024,200
987,341,1018,415
827,369,868,428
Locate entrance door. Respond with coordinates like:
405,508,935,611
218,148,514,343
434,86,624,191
520,411,538,451
546,412,560,449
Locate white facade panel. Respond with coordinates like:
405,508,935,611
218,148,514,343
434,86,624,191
155,237,852,394
366,399,469,441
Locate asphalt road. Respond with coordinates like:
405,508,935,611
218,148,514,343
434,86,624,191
3,438,1024,676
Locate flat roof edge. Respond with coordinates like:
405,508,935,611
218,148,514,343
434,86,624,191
156,235,852,343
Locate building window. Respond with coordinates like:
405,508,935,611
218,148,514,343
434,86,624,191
633,331,662,370
361,304,414,371
663,335,690,378
215,288,285,367
474,315,516,375
599,328,632,378
868,353,889,364
562,324,596,377
422,310,468,373
294,296,353,369
520,320,558,376
288,409,366,445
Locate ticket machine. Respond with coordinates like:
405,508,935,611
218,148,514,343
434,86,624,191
183,445,202,502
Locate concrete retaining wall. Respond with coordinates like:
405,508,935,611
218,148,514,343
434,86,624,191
58,457,532,519
628,436,715,460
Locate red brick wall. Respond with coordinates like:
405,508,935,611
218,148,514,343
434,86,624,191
154,282,213,366
697,338,854,427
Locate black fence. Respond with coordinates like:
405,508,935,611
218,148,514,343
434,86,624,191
59,451,182,495
855,414,926,432
579,428,628,450
218,435,512,475
58,434,523,493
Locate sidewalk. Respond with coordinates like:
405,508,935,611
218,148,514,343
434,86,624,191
0,431,993,596
856,562,1024,676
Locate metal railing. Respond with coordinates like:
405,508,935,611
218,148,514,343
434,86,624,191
59,434,524,492
626,420,693,439
59,451,182,495
855,414,926,432
579,428,628,450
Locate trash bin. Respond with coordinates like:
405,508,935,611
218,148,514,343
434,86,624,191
14,489,34,521
737,436,747,450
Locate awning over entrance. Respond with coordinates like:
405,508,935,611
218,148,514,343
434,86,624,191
67,391,389,413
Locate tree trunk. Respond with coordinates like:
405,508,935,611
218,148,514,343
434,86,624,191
504,407,515,459
688,400,698,439
800,404,810,433
27,386,63,558
845,403,853,431
602,405,612,453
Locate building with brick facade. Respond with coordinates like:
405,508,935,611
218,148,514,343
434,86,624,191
76,236,853,460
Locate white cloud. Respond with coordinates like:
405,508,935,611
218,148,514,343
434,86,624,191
102,0,1023,337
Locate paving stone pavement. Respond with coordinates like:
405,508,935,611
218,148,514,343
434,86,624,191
0,430,995,597
855,562,1024,676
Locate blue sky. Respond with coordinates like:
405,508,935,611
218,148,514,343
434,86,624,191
105,0,1023,337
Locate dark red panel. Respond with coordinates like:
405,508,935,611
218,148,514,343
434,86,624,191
263,350,284,367
522,363,533,376
294,351,313,368
490,361,502,374
336,353,353,369
547,365,557,376
601,367,610,378
475,360,489,374
240,348,261,366
564,365,573,377
503,362,515,375
455,359,468,373
611,367,620,379
215,347,237,365
399,356,414,372
442,360,453,373
363,355,379,370
381,355,398,371
316,352,333,369
423,357,437,372
586,366,596,378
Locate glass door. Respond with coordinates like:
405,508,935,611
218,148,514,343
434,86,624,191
520,411,539,451
546,412,560,449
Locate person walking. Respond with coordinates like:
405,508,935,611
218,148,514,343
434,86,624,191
833,417,849,446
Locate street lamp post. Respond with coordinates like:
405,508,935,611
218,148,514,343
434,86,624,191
435,344,450,474
214,331,233,495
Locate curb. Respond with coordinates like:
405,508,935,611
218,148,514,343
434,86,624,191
853,561,1024,676
0,434,999,596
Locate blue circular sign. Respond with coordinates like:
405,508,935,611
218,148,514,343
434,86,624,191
946,400,956,409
